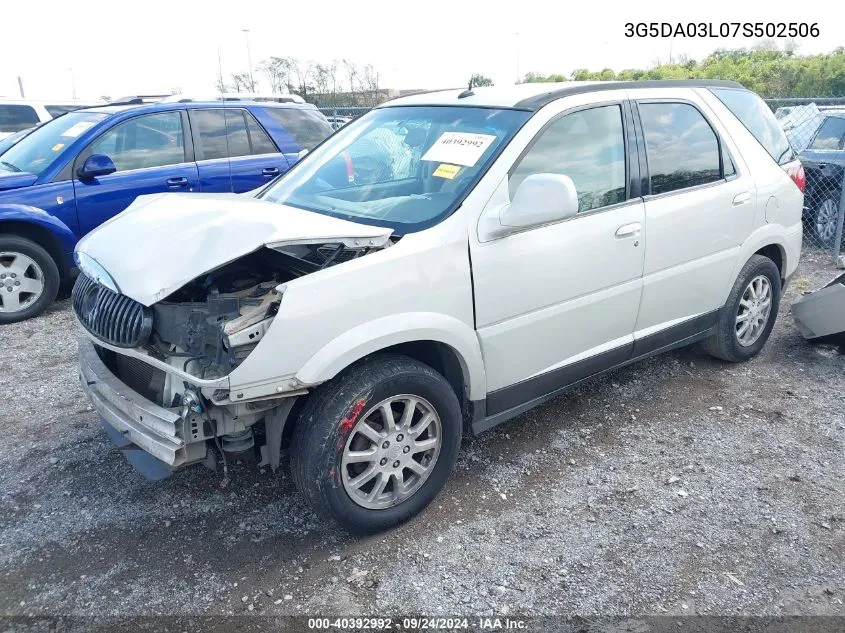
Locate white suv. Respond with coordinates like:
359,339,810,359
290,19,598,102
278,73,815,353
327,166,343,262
73,80,804,533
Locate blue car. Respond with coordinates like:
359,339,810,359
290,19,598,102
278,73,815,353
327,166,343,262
0,100,333,322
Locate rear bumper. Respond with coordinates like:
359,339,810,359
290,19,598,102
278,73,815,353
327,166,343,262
78,337,200,469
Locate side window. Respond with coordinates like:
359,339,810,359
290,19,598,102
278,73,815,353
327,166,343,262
810,117,845,150
638,103,721,195
89,112,185,172
711,88,795,164
191,109,276,159
223,110,251,158
190,109,228,160
509,104,626,213
0,105,39,134
262,107,333,150
244,111,278,155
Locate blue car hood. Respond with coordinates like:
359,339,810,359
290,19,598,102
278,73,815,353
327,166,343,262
0,170,38,192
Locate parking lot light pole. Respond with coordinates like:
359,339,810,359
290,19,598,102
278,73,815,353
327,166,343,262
242,29,255,91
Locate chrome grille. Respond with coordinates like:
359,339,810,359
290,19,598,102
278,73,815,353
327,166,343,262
72,273,152,348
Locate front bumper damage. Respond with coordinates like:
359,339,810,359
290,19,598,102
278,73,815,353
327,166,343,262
792,271,845,341
78,337,207,478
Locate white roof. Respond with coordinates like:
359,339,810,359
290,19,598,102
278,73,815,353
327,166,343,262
381,82,605,109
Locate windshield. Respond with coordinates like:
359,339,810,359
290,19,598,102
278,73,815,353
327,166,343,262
259,106,530,232
0,111,109,176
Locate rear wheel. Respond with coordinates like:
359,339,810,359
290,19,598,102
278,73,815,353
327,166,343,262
704,254,781,362
0,236,60,324
811,196,843,248
290,354,462,534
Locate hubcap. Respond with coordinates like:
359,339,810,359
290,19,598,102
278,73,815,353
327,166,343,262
736,275,772,347
815,199,839,245
341,395,442,510
0,252,45,314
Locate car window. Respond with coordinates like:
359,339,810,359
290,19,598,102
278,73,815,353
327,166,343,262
345,122,430,185
191,109,274,159
245,111,278,155
0,105,40,134
639,102,721,195
809,117,845,150
0,111,110,176
711,88,795,165
89,112,185,173
509,105,626,213
262,107,333,150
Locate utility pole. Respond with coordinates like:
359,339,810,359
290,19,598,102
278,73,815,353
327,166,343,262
515,32,521,84
69,68,77,99
17,76,25,98
217,47,225,95
242,29,255,91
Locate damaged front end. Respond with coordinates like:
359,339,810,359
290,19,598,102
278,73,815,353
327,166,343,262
74,235,391,478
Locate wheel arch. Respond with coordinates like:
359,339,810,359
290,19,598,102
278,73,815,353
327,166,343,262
294,313,487,403
0,206,77,278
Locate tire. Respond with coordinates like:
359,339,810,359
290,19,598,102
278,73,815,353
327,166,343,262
0,235,60,324
811,196,843,248
290,354,462,534
704,254,781,363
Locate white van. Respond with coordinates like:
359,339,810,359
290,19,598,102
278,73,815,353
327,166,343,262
0,99,102,139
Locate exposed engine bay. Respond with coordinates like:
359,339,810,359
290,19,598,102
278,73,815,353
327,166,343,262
143,241,385,384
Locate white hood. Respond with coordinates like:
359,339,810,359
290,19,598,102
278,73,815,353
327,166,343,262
75,193,393,306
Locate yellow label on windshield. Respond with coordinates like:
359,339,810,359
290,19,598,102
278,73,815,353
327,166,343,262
51,143,64,152
433,163,461,179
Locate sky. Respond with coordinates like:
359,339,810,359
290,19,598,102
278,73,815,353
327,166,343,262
0,0,839,101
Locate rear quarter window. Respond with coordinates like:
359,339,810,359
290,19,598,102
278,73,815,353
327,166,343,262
262,107,333,150
0,105,39,133
710,88,795,165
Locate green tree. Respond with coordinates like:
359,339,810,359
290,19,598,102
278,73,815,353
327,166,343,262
470,73,494,87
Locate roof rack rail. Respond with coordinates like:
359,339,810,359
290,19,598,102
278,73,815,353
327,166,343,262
107,94,173,106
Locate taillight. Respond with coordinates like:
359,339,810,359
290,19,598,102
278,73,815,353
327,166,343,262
784,162,806,193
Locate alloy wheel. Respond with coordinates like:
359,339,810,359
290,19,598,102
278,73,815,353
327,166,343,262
341,395,442,510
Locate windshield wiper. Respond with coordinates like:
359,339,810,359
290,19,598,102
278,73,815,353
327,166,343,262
0,161,21,173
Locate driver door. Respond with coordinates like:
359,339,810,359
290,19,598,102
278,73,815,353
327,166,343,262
470,102,645,414
73,111,199,234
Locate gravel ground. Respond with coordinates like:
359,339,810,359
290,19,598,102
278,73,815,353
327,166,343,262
0,250,843,620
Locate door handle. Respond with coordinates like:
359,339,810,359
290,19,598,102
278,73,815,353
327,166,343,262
732,191,752,206
262,167,280,176
615,222,642,238
166,177,189,188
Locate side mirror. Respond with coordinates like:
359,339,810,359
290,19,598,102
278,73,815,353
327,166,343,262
77,154,116,180
500,173,579,229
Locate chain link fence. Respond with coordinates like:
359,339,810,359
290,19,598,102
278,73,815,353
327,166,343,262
765,97,845,264
316,99,845,264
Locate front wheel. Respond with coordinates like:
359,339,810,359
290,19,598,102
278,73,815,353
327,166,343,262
290,354,462,534
704,254,781,362
0,235,60,324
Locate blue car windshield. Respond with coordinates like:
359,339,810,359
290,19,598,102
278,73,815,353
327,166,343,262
0,111,109,176
259,106,530,233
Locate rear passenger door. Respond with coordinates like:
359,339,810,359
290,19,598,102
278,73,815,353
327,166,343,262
630,93,755,345
188,108,290,193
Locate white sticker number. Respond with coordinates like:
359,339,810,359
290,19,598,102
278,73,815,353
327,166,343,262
421,132,496,167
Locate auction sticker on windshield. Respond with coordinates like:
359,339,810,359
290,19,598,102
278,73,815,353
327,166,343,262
61,121,96,138
422,132,496,167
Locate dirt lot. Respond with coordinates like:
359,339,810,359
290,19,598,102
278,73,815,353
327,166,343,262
0,250,843,620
